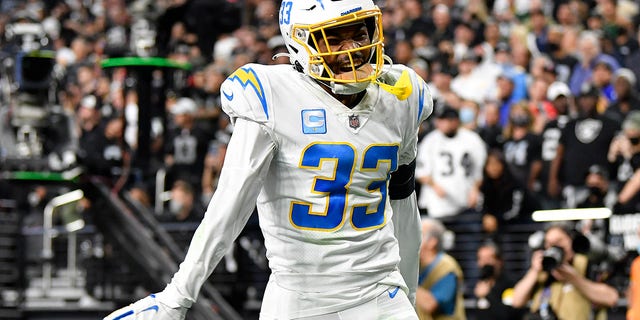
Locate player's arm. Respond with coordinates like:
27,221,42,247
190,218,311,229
105,118,276,319
390,159,420,304
160,118,275,303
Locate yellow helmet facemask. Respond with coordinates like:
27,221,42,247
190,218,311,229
291,9,384,88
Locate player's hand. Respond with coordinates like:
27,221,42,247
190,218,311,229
104,294,187,320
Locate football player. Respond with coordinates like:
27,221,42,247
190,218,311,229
105,0,432,319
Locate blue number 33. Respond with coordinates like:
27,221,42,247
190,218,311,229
290,143,398,232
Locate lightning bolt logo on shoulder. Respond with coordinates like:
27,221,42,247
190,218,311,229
224,67,269,119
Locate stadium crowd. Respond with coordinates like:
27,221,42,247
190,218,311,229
3,0,640,318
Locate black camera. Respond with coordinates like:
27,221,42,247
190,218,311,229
479,264,496,280
542,246,565,272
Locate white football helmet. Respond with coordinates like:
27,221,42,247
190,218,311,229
278,0,385,94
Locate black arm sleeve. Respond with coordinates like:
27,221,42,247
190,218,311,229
389,158,416,200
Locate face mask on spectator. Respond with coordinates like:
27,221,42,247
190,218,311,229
169,198,184,216
511,115,530,127
589,186,605,197
459,107,476,124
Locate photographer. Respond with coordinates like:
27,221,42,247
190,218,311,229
473,241,525,320
511,223,619,319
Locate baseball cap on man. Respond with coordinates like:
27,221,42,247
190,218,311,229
436,105,459,119
614,68,637,88
547,81,571,100
81,95,97,109
578,83,599,98
171,97,197,115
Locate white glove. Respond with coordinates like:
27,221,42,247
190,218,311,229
104,294,188,320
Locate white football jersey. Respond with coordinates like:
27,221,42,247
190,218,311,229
162,63,433,318
415,128,487,218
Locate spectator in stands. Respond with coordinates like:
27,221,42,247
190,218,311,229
408,58,430,87
502,102,543,194
480,149,537,237
598,0,628,43
527,8,551,56
416,105,487,219
451,51,488,104
452,22,476,64
76,94,109,177
576,164,615,209
194,65,225,133
401,0,429,41
495,69,527,126
201,140,227,205
182,66,207,109
475,19,500,65
459,100,480,131
624,28,640,91
478,100,505,151
527,77,557,134
473,241,525,320
547,25,579,84
530,56,554,85
610,111,640,213
164,97,212,193
604,68,640,124
539,81,574,209
161,180,204,224
548,83,619,208
102,117,131,193
393,40,415,66
591,60,616,105
511,223,619,319
416,218,466,320
507,46,531,101
428,4,456,46
428,62,458,110
569,31,620,96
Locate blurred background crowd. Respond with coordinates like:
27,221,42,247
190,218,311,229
2,0,640,319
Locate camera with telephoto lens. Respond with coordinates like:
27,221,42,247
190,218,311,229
479,264,496,280
542,246,565,272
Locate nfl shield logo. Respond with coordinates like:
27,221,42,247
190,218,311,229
349,114,360,129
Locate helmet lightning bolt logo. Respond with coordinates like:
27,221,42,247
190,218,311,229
224,67,269,119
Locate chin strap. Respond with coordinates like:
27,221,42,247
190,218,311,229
375,69,412,101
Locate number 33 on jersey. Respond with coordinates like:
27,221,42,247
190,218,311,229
220,63,432,236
